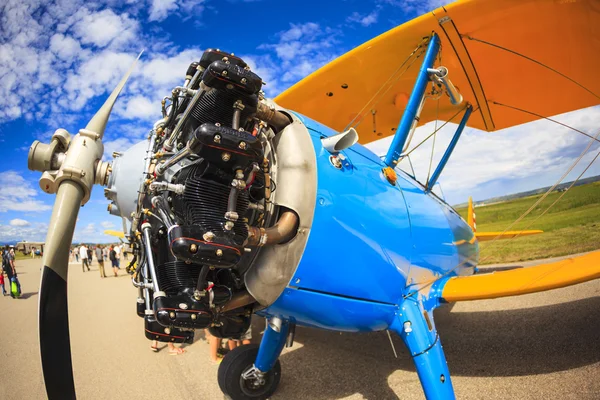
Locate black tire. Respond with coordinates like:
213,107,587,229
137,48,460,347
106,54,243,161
218,344,281,400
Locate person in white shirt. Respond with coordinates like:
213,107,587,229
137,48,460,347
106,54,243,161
79,245,90,272
114,244,121,268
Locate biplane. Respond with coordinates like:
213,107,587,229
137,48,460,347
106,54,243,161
28,0,600,399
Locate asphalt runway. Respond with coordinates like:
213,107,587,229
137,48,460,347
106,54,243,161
0,257,598,399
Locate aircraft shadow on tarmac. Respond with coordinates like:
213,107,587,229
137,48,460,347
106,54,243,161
266,296,600,400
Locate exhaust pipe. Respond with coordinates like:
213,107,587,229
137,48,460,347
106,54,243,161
247,209,299,247
256,102,292,133
219,290,256,313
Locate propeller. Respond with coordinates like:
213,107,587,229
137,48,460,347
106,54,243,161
32,52,142,399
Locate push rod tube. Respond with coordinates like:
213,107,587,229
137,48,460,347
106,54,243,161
385,33,441,166
427,104,473,191
141,222,161,293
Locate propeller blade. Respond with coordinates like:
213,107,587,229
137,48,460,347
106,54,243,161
39,182,83,399
38,52,142,399
85,51,143,138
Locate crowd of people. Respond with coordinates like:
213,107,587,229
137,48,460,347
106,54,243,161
71,243,128,278
4,241,254,361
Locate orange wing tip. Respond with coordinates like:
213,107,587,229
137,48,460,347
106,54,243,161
474,230,543,242
441,251,600,302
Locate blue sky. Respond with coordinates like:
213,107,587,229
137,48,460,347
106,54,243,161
0,0,599,244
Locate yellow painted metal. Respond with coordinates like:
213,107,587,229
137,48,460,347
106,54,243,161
474,230,543,242
442,251,600,302
467,196,475,231
275,0,600,144
104,229,125,239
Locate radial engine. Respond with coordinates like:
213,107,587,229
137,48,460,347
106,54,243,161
104,49,314,343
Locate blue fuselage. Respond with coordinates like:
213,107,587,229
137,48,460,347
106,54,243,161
261,114,478,332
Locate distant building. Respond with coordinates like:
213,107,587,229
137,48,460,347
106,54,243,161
16,241,45,254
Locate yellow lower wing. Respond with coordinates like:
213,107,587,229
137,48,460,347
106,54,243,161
104,230,125,239
475,230,543,242
442,251,600,302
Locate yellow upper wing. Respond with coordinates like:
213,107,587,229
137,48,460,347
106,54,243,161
275,0,600,144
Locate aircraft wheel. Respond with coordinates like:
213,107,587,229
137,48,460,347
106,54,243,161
218,344,281,400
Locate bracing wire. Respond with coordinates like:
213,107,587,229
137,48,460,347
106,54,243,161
464,35,600,101
344,37,429,132
406,120,600,297
401,105,469,158
426,97,440,185
426,49,443,185
507,144,600,240
492,101,600,144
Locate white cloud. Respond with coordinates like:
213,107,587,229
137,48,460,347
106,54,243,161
0,222,48,242
381,0,455,14
255,22,342,95
347,9,380,27
49,33,82,61
103,137,142,160
366,105,600,204
101,221,115,229
10,218,30,227
118,95,158,120
148,0,206,22
149,0,178,21
73,8,139,49
0,171,52,212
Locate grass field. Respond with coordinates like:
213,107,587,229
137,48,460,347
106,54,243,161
455,181,600,265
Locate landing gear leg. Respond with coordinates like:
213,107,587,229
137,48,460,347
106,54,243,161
218,317,289,400
391,297,456,400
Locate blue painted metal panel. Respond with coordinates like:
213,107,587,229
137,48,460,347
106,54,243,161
290,121,413,305
260,287,397,332
440,205,478,274
395,172,457,279
385,34,441,166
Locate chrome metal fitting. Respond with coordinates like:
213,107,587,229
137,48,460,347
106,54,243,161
225,211,239,221
241,365,266,386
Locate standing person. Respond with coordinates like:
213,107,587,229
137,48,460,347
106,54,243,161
150,340,185,355
31,247,36,259
0,266,6,296
2,248,11,296
109,246,119,277
87,245,93,267
79,244,90,272
95,245,106,278
75,247,79,262
5,247,21,298
227,326,252,351
114,244,121,269
205,330,224,364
